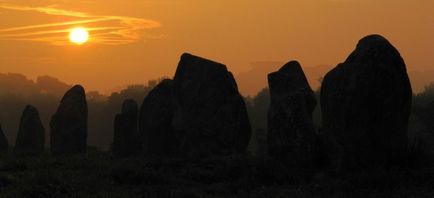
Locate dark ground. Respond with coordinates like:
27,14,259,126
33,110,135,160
0,148,433,198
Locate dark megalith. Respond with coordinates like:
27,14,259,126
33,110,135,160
139,79,179,157
50,85,88,155
267,61,317,166
112,99,141,157
172,53,251,157
0,124,8,152
139,53,252,158
320,35,412,170
15,105,45,155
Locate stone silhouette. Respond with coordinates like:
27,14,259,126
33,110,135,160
140,53,252,157
321,35,412,170
15,105,45,155
0,124,8,152
139,79,179,157
112,99,141,157
50,85,88,155
172,53,251,157
267,61,317,166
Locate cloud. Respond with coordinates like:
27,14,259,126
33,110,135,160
0,3,162,45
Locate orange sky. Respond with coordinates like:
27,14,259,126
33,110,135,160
0,0,433,95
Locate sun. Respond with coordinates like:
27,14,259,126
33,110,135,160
69,27,89,45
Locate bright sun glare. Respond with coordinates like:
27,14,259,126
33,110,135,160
69,27,89,45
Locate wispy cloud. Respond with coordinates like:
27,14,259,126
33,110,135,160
0,3,162,45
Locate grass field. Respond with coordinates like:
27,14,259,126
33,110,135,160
0,148,433,198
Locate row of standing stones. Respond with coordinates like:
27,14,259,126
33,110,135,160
0,34,412,171
0,85,87,156
268,35,412,171
116,53,252,158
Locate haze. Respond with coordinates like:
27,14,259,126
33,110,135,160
0,0,433,95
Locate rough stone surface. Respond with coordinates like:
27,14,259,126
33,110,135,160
15,105,45,155
139,80,179,157
320,35,412,170
50,85,88,155
139,53,252,158
267,61,317,166
112,99,141,157
0,124,8,152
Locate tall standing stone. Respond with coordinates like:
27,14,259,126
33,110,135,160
112,99,141,157
267,61,317,166
0,124,8,152
50,85,88,155
172,53,251,157
321,35,412,170
139,79,179,157
15,105,45,155
139,53,252,158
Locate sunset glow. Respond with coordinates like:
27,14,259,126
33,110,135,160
0,1,433,95
69,27,89,45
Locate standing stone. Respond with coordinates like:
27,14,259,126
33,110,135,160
0,124,8,152
267,61,317,166
321,35,412,170
171,53,251,157
112,99,141,157
139,53,252,158
50,85,88,155
15,105,45,155
139,79,179,157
